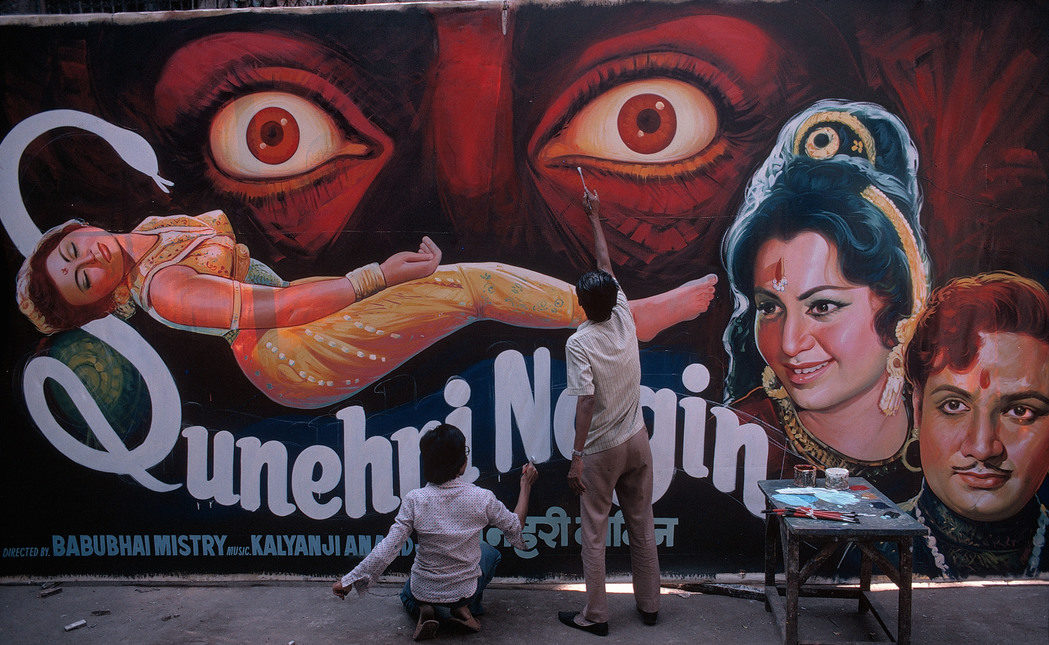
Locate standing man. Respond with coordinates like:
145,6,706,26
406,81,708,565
558,188,661,636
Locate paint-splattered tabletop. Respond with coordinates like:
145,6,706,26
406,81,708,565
758,478,927,537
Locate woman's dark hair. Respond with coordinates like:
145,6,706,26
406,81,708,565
729,160,915,344
19,220,120,333
575,270,618,322
905,272,1049,397
721,100,929,401
420,423,468,485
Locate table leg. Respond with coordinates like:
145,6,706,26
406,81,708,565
785,532,800,645
765,513,777,590
898,538,913,644
859,544,872,614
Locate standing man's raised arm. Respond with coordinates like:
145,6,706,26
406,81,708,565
583,188,614,279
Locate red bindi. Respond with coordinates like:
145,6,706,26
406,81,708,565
771,258,787,292
979,369,991,389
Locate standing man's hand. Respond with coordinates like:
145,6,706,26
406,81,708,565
567,455,586,494
569,393,595,495
581,187,613,277
583,188,600,220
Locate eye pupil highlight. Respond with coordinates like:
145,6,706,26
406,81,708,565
246,106,301,165
617,92,677,155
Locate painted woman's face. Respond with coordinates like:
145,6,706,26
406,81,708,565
917,332,1049,522
44,226,126,307
753,231,891,413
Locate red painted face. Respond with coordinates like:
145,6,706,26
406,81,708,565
917,332,1049,522
154,32,395,259
150,7,809,274
525,14,803,269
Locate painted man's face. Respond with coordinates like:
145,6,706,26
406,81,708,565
917,332,1049,522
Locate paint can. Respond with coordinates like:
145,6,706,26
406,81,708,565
793,464,817,487
825,467,850,490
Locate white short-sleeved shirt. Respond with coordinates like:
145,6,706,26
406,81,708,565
340,478,525,603
564,288,644,453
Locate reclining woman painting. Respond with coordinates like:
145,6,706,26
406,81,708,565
15,208,716,410
722,100,931,502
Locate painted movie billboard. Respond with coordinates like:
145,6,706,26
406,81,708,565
1,0,1047,580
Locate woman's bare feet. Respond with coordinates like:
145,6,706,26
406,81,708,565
629,273,718,341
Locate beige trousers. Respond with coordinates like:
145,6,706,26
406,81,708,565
579,428,661,623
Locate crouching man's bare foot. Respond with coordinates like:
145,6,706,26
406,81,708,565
449,606,482,633
629,273,718,341
414,604,439,641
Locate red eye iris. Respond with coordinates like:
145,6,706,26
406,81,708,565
617,93,677,155
246,107,301,165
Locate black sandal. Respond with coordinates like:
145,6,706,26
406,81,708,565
557,610,608,637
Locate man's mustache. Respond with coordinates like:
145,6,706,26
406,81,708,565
952,461,1013,475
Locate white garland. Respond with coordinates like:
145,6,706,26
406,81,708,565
1025,503,1047,577
913,496,1047,578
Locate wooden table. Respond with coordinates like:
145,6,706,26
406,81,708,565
758,478,928,645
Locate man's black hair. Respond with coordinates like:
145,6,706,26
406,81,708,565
575,270,618,322
420,423,468,484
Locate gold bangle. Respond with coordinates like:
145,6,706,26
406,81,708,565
229,280,242,331
345,262,387,300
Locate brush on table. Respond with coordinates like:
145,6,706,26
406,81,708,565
763,507,859,523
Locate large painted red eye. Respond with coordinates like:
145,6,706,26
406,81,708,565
617,93,677,155
209,91,372,180
538,78,717,166
246,107,301,165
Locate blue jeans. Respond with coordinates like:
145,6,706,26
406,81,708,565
400,542,502,618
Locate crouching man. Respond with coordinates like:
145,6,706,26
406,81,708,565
333,424,538,640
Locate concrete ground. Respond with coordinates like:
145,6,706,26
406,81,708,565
0,577,1046,644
